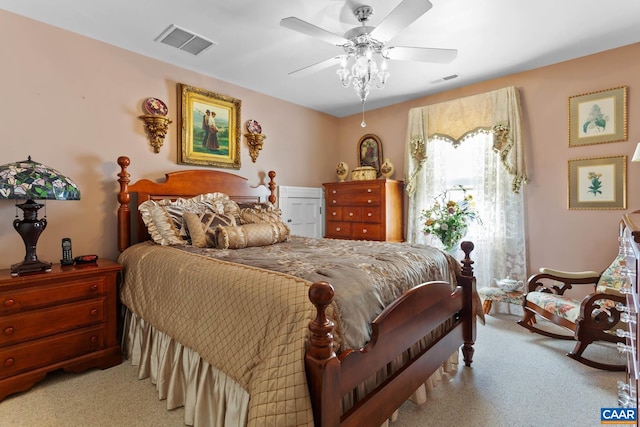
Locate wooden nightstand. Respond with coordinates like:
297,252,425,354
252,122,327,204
0,259,122,401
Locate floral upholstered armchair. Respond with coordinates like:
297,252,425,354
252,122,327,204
517,249,629,371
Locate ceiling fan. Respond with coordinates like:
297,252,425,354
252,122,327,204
280,0,458,101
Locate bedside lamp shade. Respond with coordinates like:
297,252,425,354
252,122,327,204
0,157,80,276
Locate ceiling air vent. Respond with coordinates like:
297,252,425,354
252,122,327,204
430,74,459,84
155,25,216,56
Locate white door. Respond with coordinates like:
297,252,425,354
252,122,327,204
278,186,324,238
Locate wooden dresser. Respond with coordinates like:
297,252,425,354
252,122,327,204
323,179,404,242
0,259,122,401
621,213,640,412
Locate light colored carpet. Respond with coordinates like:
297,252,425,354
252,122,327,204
0,308,626,427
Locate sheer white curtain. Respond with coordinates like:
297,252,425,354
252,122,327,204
404,86,528,288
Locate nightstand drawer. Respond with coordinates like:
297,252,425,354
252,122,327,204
0,277,105,314
0,298,106,346
0,325,106,380
325,222,352,238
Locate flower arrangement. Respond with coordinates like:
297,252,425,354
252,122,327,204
421,185,481,251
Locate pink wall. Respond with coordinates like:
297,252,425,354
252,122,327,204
2,9,639,301
338,43,640,297
0,10,337,266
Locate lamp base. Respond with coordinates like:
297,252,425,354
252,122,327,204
10,259,53,277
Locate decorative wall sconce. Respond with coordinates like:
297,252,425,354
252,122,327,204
632,142,640,163
139,97,171,153
244,119,266,163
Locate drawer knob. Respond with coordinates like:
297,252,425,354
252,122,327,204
367,212,372,217
332,200,337,204
90,335,98,343
349,212,353,217
3,327,14,336
89,284,98,292
3,299,15,308
336,227,341,232
363,229,368,233
332,190,336,194
332,212,336,216
90,308,99,316
4,358,14,367
367,189,372,193
367,200,372,204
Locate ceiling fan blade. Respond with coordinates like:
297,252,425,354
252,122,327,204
370,0,433,42
288,56,345,78
386,46,457,63
280,17,348,46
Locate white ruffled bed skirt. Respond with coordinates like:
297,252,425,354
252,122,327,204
123,309,459,427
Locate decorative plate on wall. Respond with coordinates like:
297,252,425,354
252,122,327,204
143,97,168,116
246,119,262,134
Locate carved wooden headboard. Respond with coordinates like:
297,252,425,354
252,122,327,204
116,156,276,252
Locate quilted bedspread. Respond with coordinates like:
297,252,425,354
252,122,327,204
118,237,460,425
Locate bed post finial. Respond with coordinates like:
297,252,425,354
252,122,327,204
460,240,475,277
117,156,131,252
307,281,335,360
268,171,276,204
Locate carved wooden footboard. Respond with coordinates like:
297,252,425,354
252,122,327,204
306,242,476,427
116,156,476,426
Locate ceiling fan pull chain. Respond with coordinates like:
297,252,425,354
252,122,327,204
361,102,367,128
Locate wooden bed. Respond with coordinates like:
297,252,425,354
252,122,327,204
116,156,477,427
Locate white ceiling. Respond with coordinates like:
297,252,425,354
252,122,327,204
3,0,640,117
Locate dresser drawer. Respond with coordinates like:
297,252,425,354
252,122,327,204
361,207,381,223
326,185,382,207
327,207,343,221
0,298,106,347
0,277,105,314
0,325,106,380
352,223,382,240
325,222,352,238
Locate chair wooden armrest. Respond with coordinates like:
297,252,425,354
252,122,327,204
539,268,601,279
525,269,601,295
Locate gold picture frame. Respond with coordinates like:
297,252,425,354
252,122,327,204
568,86,627,147
357,134,383,177
568,155,626,209
177,83,241,169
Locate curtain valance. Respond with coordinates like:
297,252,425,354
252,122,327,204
405,86,528,193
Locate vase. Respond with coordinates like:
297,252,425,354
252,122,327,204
336,161,349,182
380,158,394,179
446,242,461,258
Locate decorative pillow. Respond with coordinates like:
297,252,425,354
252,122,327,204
236,202,290,242
138,192,236,246
215,223,288,249
183,211,237,248
138,201,187,246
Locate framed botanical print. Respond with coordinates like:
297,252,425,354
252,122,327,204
357,134,383,177
177,83,241,169
568,86,627,147
568,155,626,209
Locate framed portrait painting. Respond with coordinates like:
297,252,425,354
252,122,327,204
568,155,626,210
357,134,383,177
177,83,241,169
568,86,627,147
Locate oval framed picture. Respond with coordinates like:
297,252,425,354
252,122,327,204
357,134,383,177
